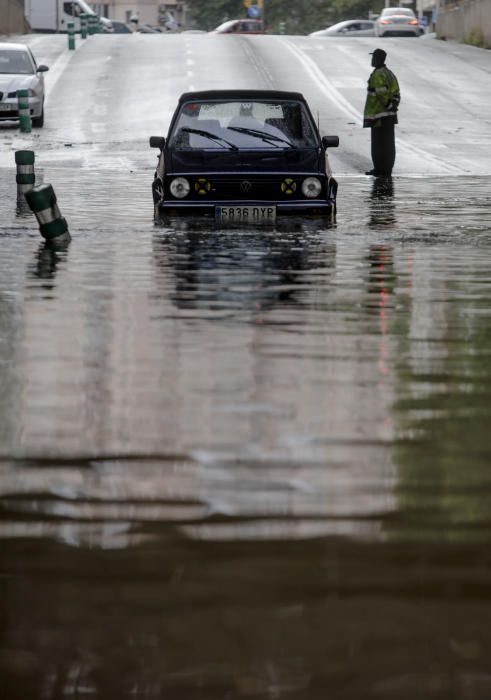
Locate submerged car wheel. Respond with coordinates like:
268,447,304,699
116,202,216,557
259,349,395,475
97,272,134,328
152,177,163,205
32,104,44,128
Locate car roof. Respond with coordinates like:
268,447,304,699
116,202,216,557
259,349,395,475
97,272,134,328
381,6,414,12
0,42,30,51
178,89,307,103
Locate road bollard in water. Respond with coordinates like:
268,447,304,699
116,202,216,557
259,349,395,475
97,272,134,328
88,15,96,35
25,184,71,243
68,21,76,50
80,13,88,38
15,150,36,192
17,89,32,133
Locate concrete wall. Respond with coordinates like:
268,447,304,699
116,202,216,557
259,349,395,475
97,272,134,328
0,0,31,34
437,0,491,47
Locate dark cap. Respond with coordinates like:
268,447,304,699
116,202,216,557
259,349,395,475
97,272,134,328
370,48,387,62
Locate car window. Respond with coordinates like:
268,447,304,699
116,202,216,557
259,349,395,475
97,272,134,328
241,21,262,31
0,49,34,75
326,21,347,31
169,100,318,149
63,2,80,16
382,7,414,15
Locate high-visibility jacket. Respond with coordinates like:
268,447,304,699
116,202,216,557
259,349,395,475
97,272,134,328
363,66,400,128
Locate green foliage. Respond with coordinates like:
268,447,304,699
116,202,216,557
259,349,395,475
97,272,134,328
187,0,384,34
465,27,490,49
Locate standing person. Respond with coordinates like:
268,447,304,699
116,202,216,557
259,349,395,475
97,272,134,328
364,48,400,177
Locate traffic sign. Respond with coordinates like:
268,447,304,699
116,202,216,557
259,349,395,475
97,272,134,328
248,4,261,17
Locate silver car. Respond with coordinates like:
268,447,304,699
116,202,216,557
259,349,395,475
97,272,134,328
0,43,49,128
309,19,376,37
375,7,420,37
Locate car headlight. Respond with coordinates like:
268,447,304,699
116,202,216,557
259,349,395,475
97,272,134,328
301,177,322,198
8,90,36,98
169,177,190,199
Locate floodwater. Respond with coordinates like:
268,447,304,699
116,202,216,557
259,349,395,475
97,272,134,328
1,168,491,699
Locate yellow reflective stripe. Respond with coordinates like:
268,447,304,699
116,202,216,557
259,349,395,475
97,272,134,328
368,110,395,120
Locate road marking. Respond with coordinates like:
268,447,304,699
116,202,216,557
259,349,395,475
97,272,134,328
280,38,461,174
44,47,80,102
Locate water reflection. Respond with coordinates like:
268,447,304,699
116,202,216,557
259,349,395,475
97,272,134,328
16,185,33,220
2,176,491,699
24,240,71,289
369,177,395,228
153,227,336,315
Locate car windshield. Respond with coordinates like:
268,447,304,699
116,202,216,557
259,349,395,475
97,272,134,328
0,49,34,75
169,100,318,150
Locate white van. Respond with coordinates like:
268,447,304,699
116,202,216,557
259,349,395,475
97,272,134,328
25,0,111,33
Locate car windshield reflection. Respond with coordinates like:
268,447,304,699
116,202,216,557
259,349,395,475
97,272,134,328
169,100,317,150
0,50,34,75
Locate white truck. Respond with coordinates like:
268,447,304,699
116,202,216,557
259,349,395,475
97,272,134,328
24,0,110,32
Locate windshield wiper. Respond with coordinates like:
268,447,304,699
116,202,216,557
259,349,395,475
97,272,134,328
226,126,295,148
180,127,238,151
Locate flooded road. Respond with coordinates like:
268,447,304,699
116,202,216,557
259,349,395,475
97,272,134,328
1,32,491,700
2,171,491,698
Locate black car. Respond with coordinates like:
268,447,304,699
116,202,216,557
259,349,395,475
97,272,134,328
149,90,339,225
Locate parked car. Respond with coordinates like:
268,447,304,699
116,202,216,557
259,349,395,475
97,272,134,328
109,20,133,33
210,19,265,34
375,7,420,36
0,43,48,128
309,19,375,37
138,24,163,33
149,89,339,223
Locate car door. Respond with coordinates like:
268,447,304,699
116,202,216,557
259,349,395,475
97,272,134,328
358,21,375,36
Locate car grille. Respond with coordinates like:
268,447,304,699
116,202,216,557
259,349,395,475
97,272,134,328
166,175,325,201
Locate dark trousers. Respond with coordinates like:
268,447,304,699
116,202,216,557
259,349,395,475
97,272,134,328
371,119,396,176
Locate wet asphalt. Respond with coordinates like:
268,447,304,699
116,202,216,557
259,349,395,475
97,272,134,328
1,32,491,700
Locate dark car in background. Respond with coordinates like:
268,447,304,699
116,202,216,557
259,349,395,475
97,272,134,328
109,20,132,33
149,89,339,224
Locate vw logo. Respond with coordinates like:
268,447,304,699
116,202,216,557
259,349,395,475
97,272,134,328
240,180,253,194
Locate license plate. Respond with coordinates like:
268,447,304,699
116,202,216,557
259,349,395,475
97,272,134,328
0,103,14,112
216,205,276,224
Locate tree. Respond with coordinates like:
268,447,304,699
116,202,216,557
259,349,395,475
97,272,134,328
187,0,382,33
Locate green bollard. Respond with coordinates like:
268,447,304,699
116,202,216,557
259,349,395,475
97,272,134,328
15,150,36,191
80,13,88,38
97,17,103,33
278,20,286,34
17,89,32,133
25,184,71,242
68,20,76,49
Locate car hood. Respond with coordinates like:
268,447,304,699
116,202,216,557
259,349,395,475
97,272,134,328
0,74,37,93
167,148,324,173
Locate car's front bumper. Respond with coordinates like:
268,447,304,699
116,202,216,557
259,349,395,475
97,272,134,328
0,96,43,121
156,199,336,218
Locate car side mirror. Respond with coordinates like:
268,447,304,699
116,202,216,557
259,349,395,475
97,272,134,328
149,136,166,149
322,135,339,149
37,65,49,72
